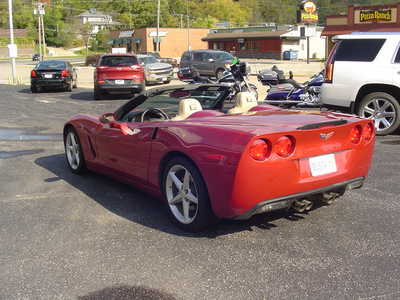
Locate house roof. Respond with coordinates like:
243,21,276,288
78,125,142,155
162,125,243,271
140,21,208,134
78,10,111,17
202,30,290,41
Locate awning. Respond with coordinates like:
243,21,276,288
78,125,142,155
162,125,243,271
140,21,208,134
322,27,400,37
203,30,289,41
321,29,353,36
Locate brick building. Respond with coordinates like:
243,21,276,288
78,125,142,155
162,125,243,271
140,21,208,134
202,25,326,60
322,3,400,54
109,27,209,58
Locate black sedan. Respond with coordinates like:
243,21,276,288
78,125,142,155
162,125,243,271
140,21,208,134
30,60,77,93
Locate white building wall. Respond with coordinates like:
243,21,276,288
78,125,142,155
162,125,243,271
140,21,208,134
281,26,326,60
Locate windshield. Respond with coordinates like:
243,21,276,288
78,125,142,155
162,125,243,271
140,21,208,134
37,61,66,70
149,52,161,59
116,86,229,121
139,56,158,65
215,52,234,61
100,56,138,67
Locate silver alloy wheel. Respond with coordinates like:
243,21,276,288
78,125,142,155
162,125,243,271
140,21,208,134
360,98,396,132
165,165,199,224
65,131,80,170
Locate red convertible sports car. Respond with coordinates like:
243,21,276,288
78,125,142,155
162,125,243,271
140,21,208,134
64,84,375,232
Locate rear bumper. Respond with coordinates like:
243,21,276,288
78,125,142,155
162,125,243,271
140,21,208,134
145,73,173,83
320,83,352,108
207,131,375,219
97,83,144,92
31,78,69,87
234,177,364,220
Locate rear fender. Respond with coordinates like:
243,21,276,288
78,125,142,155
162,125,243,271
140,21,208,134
147,125,252,217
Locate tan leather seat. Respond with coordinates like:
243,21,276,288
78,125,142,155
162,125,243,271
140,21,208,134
227,92,258,114
171,98,203,121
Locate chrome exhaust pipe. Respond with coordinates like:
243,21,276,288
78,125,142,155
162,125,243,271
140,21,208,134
303,199,313,211
321,192,340,205
292,199,313,213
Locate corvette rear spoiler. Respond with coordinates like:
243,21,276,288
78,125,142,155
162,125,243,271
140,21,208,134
297,120,348,130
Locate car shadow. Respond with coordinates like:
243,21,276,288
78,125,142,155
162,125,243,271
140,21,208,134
35,153,307,238
77,285,177,300
70,89,134,101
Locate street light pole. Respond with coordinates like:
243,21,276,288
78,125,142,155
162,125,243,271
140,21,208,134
156,0,160,52
40,12,46,59
7,0,17,84
187,0,190,50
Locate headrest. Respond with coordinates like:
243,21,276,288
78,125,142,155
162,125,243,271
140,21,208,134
171,98,203,121
227,92,258,114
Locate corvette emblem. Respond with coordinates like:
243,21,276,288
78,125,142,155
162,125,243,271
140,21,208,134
320,132,334,140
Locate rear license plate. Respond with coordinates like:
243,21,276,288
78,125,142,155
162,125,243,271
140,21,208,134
309,154,337,177
44,74,53,78
115,80,124,85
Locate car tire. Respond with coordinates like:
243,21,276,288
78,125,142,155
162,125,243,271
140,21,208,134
66,82,72,92
94,87,103,100
358,92,400,136
64,127,86,174
161,156,218,232
216,69,225,80
31,85,39,93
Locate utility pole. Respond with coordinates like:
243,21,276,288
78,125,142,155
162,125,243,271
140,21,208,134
187,0,190,50
7,0,17,84
34,3,45,61
156,0,160,52
40,9,46,59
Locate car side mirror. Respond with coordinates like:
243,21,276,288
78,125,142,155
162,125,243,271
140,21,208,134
208,58,215,63
99,112,115,124
109,121,134,135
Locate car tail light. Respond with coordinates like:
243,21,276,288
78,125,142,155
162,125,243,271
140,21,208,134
61,69,69,77
325,63,334,83
30,70,37,78
324,41,339,83
249,139,271,161
350,125,363,144
363,122,375,142
274,136,296,157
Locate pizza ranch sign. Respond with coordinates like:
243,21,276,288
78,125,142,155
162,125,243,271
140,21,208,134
359,9,393,23
298,1,318,24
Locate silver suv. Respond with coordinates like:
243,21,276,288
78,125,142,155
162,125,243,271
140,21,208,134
321,32,400,135
137,54,173,85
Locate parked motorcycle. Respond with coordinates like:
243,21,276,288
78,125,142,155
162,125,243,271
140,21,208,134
264,71,324,107
257,65,294,86
178,60,259,101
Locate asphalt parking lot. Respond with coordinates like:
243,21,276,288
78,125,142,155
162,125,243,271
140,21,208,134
1,84,400,300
